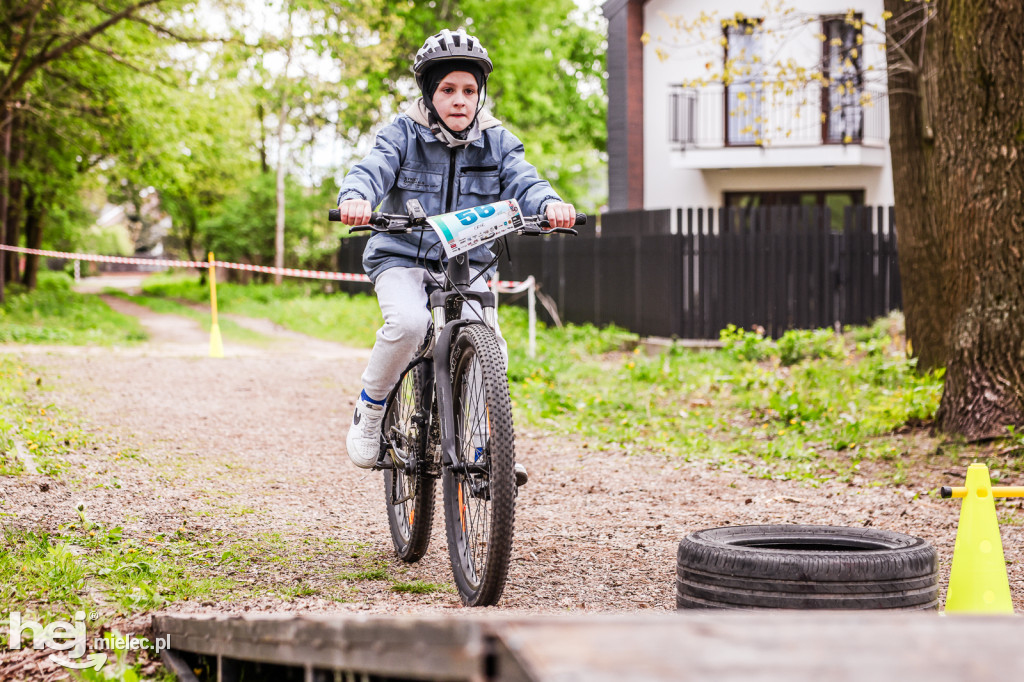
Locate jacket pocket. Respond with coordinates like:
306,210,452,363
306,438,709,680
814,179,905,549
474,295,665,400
459,172,501,200
396,169,443,192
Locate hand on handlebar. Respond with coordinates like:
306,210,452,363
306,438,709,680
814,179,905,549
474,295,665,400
337,198,372,226
545,202,577,229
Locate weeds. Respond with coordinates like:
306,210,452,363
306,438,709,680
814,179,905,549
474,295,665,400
0,356,88,477
390,580,450,595
0,272,146,346
502,309,945,483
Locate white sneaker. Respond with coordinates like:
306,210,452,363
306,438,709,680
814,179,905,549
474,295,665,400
346,397,385,469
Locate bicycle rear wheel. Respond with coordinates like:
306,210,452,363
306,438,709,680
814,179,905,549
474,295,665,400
442,324,516,606
383,362,435,562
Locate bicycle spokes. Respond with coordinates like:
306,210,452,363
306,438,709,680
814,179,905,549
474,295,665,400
383,364,435,563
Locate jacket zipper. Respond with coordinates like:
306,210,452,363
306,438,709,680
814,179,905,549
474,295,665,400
445,148,457,213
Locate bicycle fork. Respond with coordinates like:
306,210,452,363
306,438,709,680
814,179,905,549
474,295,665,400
429,256,497,472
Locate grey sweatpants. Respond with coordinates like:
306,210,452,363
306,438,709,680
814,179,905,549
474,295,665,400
361,266,508,401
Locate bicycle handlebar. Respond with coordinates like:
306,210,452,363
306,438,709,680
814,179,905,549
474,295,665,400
328,208,586,236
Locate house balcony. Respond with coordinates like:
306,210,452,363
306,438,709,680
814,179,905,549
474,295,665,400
667,83,888,170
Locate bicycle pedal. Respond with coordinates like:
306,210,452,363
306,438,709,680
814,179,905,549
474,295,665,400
514,463,528,487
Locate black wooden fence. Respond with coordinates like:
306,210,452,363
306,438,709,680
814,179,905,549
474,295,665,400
336,205,901,340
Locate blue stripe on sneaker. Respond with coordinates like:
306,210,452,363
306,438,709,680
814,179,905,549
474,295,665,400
360,389,386,406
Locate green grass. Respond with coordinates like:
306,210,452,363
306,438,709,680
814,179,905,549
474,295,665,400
140,271,381,347
104,291,276,347
0,272,147,345
0,271,978,486
0,355,89,477
339,564,390,581
502,309,946,483
390,580,451,594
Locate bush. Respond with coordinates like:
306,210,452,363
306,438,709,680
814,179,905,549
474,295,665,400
720,324,773,361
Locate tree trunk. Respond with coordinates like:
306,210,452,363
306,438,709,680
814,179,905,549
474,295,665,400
0,105,11,305
884,0,947,371
4,110,24,284
887,0,1024,439
274,102,287,286
931,1,1024,438
273,13,294,286
21,186,43,290
257,102,269,175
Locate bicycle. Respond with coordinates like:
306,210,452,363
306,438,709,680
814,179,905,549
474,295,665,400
329,199,584,606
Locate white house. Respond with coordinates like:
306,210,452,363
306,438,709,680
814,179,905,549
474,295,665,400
602,0,894,219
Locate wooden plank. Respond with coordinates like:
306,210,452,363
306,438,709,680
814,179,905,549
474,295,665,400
153,613,485,681
154,611,1024,682
491,612,1024,682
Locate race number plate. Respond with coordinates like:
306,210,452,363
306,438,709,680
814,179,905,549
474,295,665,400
426,199,524,258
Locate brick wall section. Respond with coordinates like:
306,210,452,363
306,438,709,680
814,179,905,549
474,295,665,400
603,0,645,210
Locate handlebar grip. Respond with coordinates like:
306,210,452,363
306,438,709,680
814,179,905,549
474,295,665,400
940,486,952,498
329,209,386,226
575,213,588,226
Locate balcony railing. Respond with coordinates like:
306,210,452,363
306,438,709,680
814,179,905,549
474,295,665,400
669,83,886,150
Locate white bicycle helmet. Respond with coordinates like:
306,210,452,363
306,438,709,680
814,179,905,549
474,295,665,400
413,29,493,90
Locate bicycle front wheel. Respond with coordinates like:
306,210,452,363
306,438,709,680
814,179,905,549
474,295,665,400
442,324,516,606
383,362,435,562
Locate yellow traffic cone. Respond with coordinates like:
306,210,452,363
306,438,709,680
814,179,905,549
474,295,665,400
944,463,1013,613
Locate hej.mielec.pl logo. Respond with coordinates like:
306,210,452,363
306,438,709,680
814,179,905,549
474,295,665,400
5,610,171,671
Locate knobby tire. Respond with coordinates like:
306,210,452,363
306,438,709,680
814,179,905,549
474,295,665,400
443,324,516,607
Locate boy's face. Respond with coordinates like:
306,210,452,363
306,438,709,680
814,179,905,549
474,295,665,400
431,71,479,132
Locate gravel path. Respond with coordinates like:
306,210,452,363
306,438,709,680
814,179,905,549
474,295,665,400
2,297,1022,626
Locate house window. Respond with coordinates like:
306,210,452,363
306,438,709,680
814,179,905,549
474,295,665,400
724,18,764,146
725,190,865,231
822,16,863,143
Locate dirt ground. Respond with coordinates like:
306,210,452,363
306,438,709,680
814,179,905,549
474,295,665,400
1,288,1022,677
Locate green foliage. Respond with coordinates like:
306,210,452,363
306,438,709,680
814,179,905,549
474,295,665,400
720,325,844,366
0,512,238,626
197,174,340,271
503,308,944,482
3,0,607,291
0,272,147,346
720,324,773,362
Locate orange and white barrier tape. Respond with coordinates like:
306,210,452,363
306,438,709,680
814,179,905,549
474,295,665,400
0,244,533,290
1,243,538,356
0,244,209,269
0,244,371,283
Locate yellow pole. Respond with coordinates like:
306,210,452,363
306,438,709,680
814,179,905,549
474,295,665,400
942,486,1024,498
208,252,224,358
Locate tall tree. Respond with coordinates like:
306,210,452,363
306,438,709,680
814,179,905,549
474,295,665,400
884,0,1024,438
0,0,192,299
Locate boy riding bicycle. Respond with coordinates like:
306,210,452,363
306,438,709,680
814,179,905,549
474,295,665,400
336,28,576,473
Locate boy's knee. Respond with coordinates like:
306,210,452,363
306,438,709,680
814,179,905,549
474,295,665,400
382,311,430,345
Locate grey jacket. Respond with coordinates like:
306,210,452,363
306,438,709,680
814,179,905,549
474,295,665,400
337,102,562,283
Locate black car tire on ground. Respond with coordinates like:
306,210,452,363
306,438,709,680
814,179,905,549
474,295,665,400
676,525,939,610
